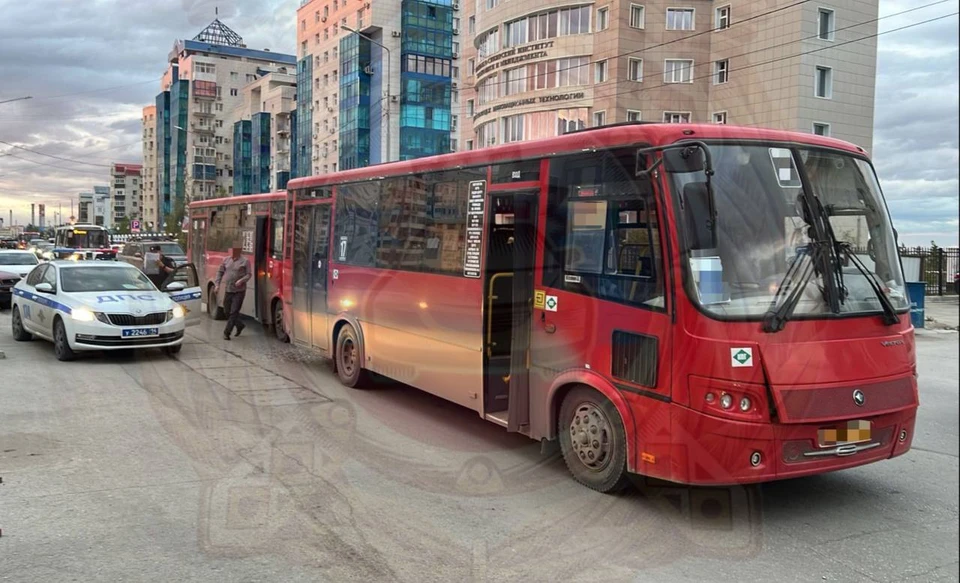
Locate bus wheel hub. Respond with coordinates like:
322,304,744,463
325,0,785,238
570,403,611,471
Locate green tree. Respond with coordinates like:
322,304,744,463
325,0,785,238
165,197,187,248
113,217,131,235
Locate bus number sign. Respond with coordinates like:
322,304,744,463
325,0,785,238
463,181,486,278
338,236,348,261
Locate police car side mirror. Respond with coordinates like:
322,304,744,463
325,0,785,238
35,282,54,294
165,281,186,292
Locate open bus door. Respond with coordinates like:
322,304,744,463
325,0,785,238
255,216,267,321
483,190,538,433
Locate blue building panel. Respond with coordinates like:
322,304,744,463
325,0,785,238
294,57,313,178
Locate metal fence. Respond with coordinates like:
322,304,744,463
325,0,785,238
899,246,959,296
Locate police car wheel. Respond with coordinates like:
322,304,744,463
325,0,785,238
558,386,629,493
11,306,33,341
53,319,76,362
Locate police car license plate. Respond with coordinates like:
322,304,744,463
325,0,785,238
123,328,159,338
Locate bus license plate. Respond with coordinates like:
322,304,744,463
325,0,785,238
818,420,871,447
123,328,159,338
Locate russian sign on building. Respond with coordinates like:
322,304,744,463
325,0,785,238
472,91,586,122
475,41,555,78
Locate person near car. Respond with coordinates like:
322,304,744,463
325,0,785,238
214,242,251,341
148,245,176,289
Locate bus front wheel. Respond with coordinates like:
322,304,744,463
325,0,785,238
335,324,369,388
558,386,629,493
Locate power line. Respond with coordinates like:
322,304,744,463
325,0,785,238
0,140,118,167
572,10,960,112
479,0,954,94
0,151,109,176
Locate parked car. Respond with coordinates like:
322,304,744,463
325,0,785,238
9,260,202,360
117,240,188,272
0,269,18,309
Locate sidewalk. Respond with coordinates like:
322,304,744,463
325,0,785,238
924,295,959,330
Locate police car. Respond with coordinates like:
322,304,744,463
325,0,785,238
9,260,202,361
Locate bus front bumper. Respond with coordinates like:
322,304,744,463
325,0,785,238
654,406,917,486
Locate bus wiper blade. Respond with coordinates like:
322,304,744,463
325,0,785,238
839,244,900,326
762,247,817,333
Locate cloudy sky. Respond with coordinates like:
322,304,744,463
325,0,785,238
0,0,957,245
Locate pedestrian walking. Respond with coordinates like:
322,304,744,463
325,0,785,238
214,241,251,341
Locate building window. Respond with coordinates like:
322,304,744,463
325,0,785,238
593,110,606,127
715,5,731,30
714,59,729,84
315,10,320,23
315,33,321,45
818,8,835,40
628,58,643,82
629,4,645,29
468,58,475,76
597,6,610,31
663,111,691,123
469,16,476,34
595,60,608,83
195,62,216,74
626,110,642,122
230,88,238,96
301,41,308,54
505,67,527,95
301,19,306,31
503,6,592,48
664,59,693,83
477,28,501,59
466,139,474,150
813,122,831,136
503,114,525,143
666,8,695,30
712,111,727,124
467,99,475,116
815,65,833,98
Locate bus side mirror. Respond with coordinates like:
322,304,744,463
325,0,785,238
683,182,717,251
663,146,706,173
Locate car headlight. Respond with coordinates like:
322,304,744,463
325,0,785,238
71,307,96,322
172,305,186,319
42,251,53,260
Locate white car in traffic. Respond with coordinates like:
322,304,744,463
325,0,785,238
10,260,202,361
0,249,41,279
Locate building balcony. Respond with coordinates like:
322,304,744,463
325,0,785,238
193,108,216,117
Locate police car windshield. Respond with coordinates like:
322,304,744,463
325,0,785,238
61,266,156,293
0,252,38,265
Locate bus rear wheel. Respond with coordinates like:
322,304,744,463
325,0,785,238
273,300,289,343
558,386,629,493
335,324,369,388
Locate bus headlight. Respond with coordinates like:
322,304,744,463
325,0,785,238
71,307,96,322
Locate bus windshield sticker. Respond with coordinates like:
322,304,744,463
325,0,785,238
464,181,486,278
338,236,348,261
534,290,546,309
565,274,582,284
545,295,559,312
731,347,754,367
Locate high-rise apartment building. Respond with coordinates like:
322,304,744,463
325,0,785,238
149,18,296,217
78,188,111,227
232,71,297,194
460,0,877,152
295,0,462,176
141,106,160,228
110,163,143,225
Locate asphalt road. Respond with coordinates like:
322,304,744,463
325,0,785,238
0,312,957,582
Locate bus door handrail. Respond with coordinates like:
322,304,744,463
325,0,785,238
486,272,514,358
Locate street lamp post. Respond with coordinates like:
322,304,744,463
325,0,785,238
342,25,392,163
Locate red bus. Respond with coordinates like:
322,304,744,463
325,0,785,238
225,123,919,490
186,192,289,339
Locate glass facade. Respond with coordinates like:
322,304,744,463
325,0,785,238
252,112,271,193
294,56,313,177
155,91,171,218
339,33,372,170
399,0,454,160
170,77,188,205
233,120,253,195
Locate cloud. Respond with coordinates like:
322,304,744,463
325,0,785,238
0,0,296,225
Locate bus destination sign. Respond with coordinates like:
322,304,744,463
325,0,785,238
464,181,486,278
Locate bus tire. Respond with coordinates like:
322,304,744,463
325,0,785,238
335,324,369,388
272,300,289,343
207,284,226,320
558,386,629,493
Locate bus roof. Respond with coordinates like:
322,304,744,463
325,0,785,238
288,122,867,190
188,191,286,209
